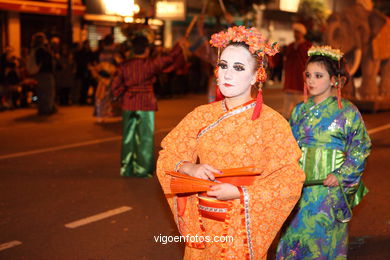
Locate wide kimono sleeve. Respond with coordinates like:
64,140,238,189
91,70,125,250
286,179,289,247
289,102,304,141
245,113,306,258
157,106,204,195
333,108,371,189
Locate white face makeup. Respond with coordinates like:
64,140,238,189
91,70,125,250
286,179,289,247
305,62,333,104
217,45,257,100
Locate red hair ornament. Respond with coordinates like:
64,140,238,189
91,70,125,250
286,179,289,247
251,66,267,120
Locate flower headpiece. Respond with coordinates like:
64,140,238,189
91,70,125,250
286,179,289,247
210,26,278,121
308,45,343,61
210,26,279,57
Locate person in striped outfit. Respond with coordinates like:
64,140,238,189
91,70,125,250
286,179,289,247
111,35,187,177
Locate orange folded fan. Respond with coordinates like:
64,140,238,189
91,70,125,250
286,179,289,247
215,166,260,186
214,166,257,177
166,166,260,194
166,171,215,194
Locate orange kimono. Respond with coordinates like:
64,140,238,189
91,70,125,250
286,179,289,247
157,99,305,259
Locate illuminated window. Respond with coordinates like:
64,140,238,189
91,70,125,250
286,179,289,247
280,0,300,12
102,0,140,17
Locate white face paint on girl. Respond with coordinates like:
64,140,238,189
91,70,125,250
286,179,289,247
305,62,334,104
217,45,257,101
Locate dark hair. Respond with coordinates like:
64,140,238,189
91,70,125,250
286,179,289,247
31,32,48,48
306,55,350,85
131,36,150,55
103,34,114,46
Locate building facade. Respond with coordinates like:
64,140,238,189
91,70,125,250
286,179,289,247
0,0,86,56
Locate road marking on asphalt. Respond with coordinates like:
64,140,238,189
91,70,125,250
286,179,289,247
65,206,132,229
367,123,390,135
0,240,22,251
1,122,389,161
0,136,121,160
0,127,175,160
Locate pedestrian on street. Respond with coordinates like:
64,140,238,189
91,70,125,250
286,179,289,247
276,45,371,259
91,34,122,123
110,35,188,177
30,32,57,116
74,40,95,105
157,26,305,259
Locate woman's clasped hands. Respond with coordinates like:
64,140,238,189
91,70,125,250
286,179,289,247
179,163,240,200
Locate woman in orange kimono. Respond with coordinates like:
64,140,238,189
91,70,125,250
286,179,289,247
157,26,306,259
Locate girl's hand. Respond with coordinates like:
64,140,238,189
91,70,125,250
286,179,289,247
179,163,221,181
323,174,339,187
207,183,240,200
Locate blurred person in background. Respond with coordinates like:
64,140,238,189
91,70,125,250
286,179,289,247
282,23,312,119
268,44,285,85
110,35,188,178
74,40,95,105
1,47,22,109
56,44,76,106
90,34,122,123
30,32,57,115
19,47,37,108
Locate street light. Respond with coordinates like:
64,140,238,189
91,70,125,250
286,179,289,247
279,0,300,12
102,0,140,18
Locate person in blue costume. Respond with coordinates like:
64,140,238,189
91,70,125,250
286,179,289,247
276,46,371,259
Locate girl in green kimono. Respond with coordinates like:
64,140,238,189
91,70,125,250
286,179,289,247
276,46,371,259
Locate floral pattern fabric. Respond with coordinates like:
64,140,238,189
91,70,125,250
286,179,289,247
157,100,305,259
276,96,371,259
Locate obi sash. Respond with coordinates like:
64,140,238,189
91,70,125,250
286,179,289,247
300,147,345,182
197,176,255,222
198,195,231,222
170,169,258,222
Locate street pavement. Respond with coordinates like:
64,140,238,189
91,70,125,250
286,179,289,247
0,89,389,260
